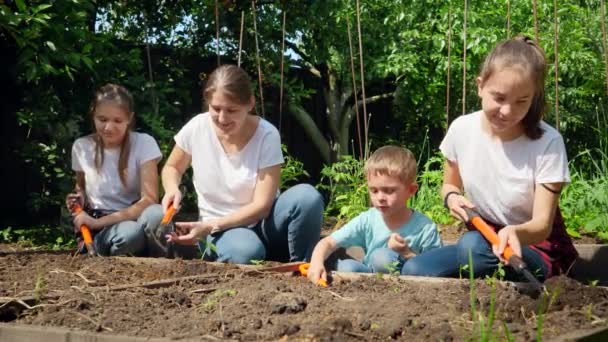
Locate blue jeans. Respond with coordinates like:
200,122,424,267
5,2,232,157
94,204,163,256
401,231,548,281
336,248,405,274
199,184,324,264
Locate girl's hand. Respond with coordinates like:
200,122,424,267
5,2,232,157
306,261,327,285
494,226,522,264
161,188,182,212
65,190,84,211
167,221,212,245
387,233,415,258
446,194,476,222
73,211,103,232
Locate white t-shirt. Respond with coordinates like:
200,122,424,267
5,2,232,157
440,111,569,226
174,113,284,220
71,132,162,211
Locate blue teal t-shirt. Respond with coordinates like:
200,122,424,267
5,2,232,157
330,208,442,265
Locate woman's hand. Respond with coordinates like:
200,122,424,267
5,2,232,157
65,190,84,212
494,226,522,264
446,193,476,222
166,221,212,245
161,188,182,212
306,260,327,285
73,211,103,232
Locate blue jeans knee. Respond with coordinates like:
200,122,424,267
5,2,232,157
368,248,403,274
336,259,371,273
199,227,266,264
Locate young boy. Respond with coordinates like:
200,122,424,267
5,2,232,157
307,146,442,284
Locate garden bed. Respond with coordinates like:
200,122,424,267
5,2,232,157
1,249,608,341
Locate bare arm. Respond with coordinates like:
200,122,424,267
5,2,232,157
506,183,562,245
211,164,281,231
161,145,191,210
307,236,339,284
442,159,475,221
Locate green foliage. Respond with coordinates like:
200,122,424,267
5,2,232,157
561,152,608,241
318,156,368,221
0,225,74,250
410,155,453,225
280,145,309,191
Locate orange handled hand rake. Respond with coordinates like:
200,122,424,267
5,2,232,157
463,208,543,292
298,263,328,287
70,203,96,257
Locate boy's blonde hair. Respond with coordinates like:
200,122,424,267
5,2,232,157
364,146,417,183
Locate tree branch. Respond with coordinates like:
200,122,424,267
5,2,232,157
286,101,331,163
285,41,321,77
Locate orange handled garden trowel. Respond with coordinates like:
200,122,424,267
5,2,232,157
463,208,543,293
254,262,328,287
69,203,96,257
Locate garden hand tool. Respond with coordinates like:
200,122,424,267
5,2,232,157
463,208,543,293
69,203,96,257
298,263,329,287
254,262,328,287
147,203,177,257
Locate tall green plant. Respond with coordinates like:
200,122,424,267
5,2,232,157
318,156,368,222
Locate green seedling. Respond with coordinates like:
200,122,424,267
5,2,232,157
250,259,266,266
34,273,45,302
199,239,217,259
385,260,401,276
200,289,237,313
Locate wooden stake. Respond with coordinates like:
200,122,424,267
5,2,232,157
238,11,244,67
347,18,363,158
355,0,368,159
462,0,468,115
553,0,559,130
214,0,220,66
251,0,265,117
279,9,286,131
601,0,608,95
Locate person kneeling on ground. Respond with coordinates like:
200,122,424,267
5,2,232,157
306,146,443,285
66,84,163,256
158,65,324,264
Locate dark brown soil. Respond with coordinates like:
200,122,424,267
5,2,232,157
1,248,608,340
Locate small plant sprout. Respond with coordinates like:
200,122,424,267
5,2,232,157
589,279,599,287
34,273,45,302
199,289,237,313
200,240,217,259
385,260,401,276
250,259,266,266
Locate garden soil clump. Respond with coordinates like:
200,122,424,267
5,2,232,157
1,250,608,340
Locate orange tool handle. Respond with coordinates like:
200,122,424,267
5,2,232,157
71,204,94,246
299,263,328,287
161,205,176,225
465,208,515,261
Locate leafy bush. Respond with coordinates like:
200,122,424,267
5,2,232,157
280,144,309,190
561,155,608,241
410,155,453,225
318,156,369,222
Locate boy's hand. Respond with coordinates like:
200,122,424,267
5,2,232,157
306,261,327,285
387,233,415,259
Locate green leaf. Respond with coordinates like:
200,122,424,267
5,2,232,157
566,228,582,238
45,41,56,51
15,0,26,12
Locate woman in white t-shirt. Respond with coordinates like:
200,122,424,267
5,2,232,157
402,36,577,281
66,84,163,256
160,65,324,264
